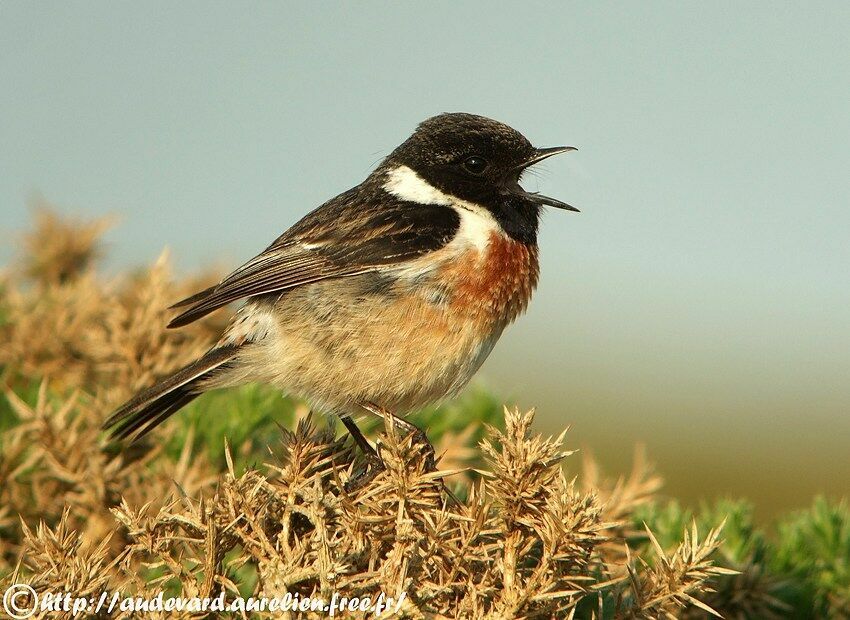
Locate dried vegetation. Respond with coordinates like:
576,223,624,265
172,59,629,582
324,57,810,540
1,205,841,618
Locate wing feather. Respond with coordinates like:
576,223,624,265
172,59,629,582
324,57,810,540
167,193,460,328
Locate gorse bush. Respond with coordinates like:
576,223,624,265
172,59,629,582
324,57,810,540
1,386,729,619
1,205,848,618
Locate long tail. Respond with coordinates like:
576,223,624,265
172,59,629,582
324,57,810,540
103,345,240,442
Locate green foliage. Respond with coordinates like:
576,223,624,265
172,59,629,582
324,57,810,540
633,498,767,563
410,385,505,440
163,384,503,474
772,497,850,617
167,383,298,470
0,374,42,433
634,496,850,618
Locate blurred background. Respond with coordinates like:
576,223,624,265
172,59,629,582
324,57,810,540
2,2,848,519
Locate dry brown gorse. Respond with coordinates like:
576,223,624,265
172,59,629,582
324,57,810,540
0,205,734,618
4,403,733,619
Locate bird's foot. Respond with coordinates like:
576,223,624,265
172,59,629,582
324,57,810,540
343,452,385,493
342,403,460,505
361,402,437,469
340,414,385,493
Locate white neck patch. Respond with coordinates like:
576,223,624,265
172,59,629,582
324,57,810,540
382,165,501,252
383,165,454,206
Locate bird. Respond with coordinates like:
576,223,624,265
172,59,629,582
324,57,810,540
102,112,578,463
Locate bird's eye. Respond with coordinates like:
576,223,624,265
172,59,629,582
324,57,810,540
461,155,488,175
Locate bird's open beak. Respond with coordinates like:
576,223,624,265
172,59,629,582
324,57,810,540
517,146,579,212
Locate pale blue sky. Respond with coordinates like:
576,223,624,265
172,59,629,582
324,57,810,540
2,2,849,514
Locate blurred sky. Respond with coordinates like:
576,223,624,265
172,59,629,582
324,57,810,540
2,2,849,517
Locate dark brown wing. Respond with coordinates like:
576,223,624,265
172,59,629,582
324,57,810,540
167,188,460,328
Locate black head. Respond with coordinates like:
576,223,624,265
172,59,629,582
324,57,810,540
383,113,577,236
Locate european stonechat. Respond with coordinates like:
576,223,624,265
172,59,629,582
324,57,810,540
103,113,577,461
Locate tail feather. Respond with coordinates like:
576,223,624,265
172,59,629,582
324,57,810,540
168,284,218,310
103,345,239,443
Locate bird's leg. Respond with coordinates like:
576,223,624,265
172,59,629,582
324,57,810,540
340,415,385,492
360,402,437,472
340,415,380,460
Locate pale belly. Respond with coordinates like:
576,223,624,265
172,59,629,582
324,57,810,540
218,276,501,415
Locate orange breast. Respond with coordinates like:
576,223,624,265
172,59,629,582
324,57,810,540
440,232,539,328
